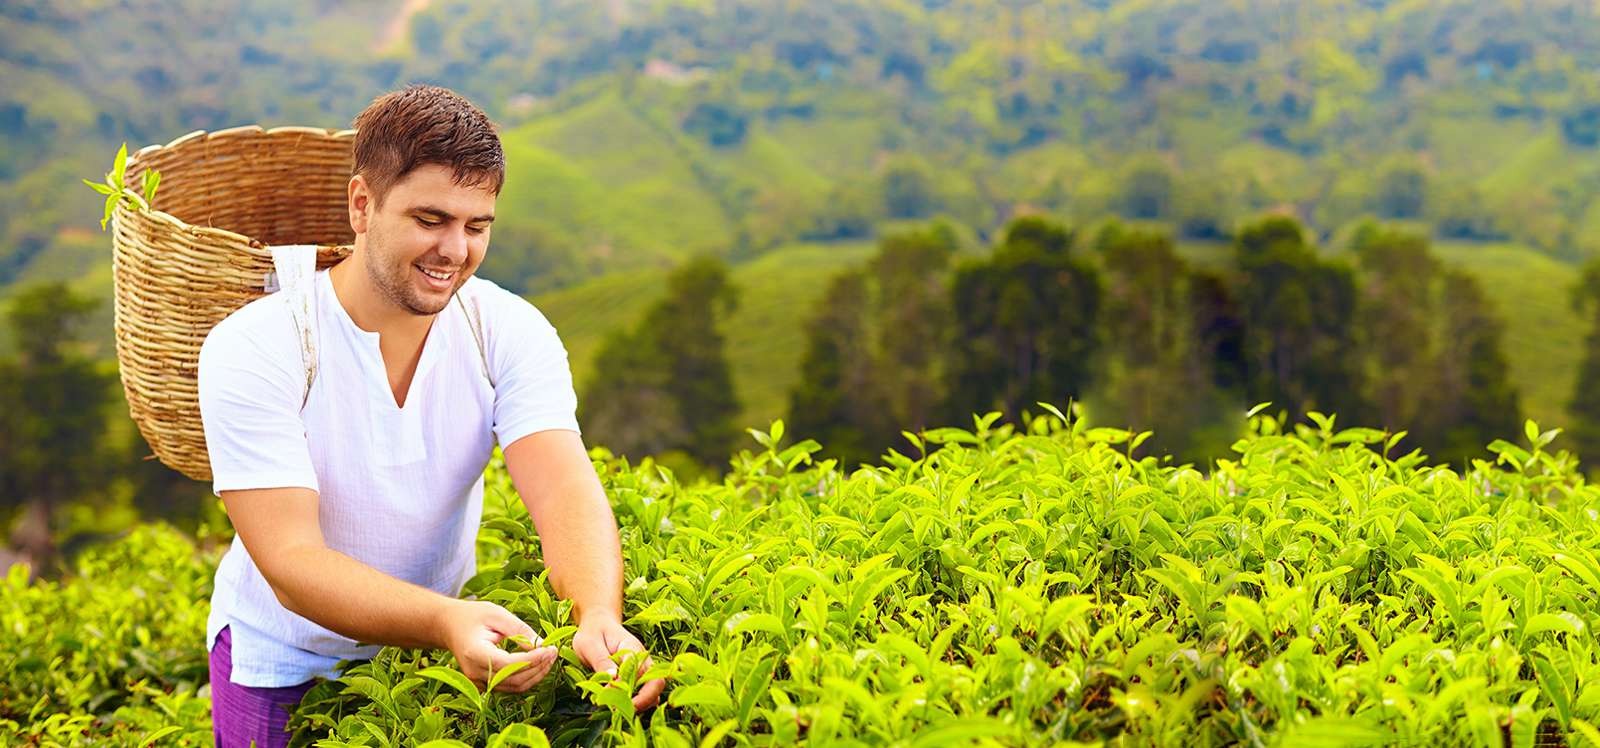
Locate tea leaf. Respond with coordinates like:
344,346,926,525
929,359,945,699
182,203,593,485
487,660,532,692
416,666,483,712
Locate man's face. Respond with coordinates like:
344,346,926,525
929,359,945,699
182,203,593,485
352,163,496,316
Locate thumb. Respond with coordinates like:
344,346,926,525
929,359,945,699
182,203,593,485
574,630,618,676
500,617,543,652
486,608,542,648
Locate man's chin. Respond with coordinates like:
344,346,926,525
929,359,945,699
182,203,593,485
401,292,452,316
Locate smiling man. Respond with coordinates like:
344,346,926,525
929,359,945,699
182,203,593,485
197,84,663,748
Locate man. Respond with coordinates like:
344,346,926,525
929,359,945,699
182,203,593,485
198,84,664,748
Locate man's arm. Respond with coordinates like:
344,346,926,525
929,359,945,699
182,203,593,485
503,429,663,711
222,486,559,692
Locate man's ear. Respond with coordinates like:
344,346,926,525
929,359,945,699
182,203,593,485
349,175,372,235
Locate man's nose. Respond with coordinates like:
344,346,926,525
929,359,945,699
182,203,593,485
439,226,469,265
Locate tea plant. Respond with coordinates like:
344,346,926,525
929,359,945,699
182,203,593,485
12,406,1600,746
0,524,217,745
283,407,1600,747
82,142,160,229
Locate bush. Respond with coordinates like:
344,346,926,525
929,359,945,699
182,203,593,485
0,523,217,746
10,410,1600,746
292,410,1600,746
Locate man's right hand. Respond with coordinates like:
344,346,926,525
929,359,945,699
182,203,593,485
438,599,560,693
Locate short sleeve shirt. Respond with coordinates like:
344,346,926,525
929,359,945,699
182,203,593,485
198,269,579,687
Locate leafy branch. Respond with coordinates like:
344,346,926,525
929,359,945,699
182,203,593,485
81,142,160,230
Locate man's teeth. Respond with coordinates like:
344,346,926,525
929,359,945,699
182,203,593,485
419,267,454,280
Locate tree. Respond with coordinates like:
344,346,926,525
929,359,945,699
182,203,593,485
882,156,940,220
1120,157,1174,220
786,272,891,467
1350,223,1439,436
1233,215,1365,426
1090,222,1243,463
579,256,741,469
945,216,1102,423
786,224,955,465
0,282,121,576
868,224,957,433
1351,223,1520,466
1568,259,1600,465
1374,160,1426,219
1432,269,1520,467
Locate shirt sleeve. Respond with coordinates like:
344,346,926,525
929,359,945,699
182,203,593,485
482,285,582,449
197,306,320,496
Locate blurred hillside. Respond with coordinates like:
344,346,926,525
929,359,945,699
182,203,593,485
3,0,1598,434
7,0,1600,290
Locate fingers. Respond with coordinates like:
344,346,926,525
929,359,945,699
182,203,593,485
489,646,560,693
463,642,558,691
573,630,618,675
503,617,543,651
632,658,664,712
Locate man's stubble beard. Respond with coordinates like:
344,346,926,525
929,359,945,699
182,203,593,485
362,219,468,317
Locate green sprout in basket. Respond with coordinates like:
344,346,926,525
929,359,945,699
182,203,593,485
81,142,161,230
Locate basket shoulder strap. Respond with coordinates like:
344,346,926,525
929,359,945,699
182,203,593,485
454,289,495,389
268,245,320,410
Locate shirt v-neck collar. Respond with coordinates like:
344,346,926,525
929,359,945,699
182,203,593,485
318,270,445,412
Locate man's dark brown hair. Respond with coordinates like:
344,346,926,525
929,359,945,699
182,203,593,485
350,83,505,210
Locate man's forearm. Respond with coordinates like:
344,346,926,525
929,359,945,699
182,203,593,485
530,471,624,625
271,544,459,650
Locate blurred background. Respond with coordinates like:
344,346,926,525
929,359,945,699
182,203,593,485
3,0,1599,574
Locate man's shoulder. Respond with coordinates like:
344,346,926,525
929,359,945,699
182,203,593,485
201,291,299,363
461,275,557,334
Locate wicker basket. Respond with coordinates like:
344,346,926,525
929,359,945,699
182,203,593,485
110,125,356,481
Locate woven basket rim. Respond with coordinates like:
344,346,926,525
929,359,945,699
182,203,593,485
122,124,359,247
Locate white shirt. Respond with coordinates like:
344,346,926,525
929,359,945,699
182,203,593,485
198,268,580,687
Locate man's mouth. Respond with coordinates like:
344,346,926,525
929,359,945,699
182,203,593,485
416,264,457,289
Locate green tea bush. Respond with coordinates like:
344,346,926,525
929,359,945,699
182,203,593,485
286,409,1600,747
0,523,216,745
11,407,1600,747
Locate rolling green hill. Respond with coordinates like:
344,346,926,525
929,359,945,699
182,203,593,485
13,0,1600,306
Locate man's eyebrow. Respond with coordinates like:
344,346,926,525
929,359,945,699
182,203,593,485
411,205,496,223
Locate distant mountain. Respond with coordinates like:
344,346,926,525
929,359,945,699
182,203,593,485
3,0,1599,343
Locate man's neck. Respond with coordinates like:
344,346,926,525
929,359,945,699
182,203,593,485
327,256,436,344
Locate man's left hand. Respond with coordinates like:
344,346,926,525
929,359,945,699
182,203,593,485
573,618,664,713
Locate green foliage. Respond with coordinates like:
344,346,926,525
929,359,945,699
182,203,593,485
580,256,741,469
945,216,1102,422
864,225,957,433
21,409,1600,741
540,236,1574,463
0,524,217,746
1567,258,1600,467
19,0,1600,302
17,409,1600,744
1232,215,1365,426
1351,224,1444,434
1374,158,1428,221
1119,156,1174,221
1087,221,1244,464
1349,224,1523,469
786,272,886,468
786,225,956,466
880,156,939,221
535,242,878,433
1436,241,1584,432
80,142,159,230
0,281,122,572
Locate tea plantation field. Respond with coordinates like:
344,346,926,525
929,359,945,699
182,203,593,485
7,408,1600,746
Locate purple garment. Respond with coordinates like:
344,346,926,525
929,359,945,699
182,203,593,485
209,625,319,748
